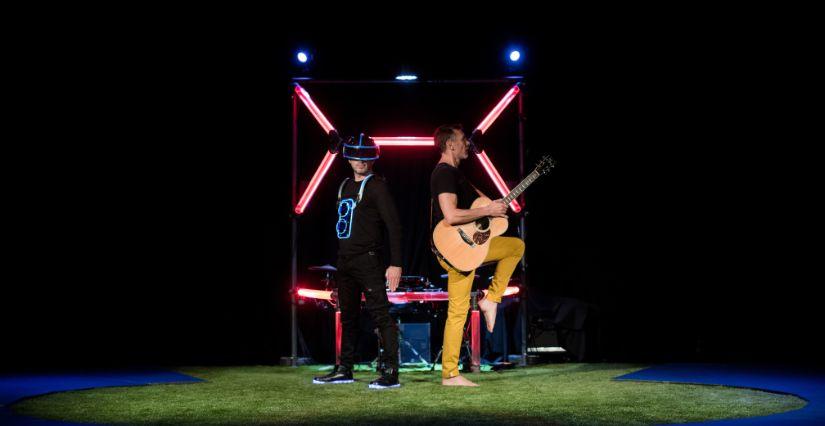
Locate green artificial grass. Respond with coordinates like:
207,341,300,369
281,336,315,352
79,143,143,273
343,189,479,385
13,364,806,425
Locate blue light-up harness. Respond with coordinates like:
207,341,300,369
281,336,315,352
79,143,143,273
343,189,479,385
336,174,374,239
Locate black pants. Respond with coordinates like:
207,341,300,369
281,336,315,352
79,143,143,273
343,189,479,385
337,251,399,370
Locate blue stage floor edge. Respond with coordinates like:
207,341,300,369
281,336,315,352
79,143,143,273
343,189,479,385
0,369,203,426
615,363,825,425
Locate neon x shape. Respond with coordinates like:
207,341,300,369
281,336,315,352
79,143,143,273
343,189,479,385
293,83,522,214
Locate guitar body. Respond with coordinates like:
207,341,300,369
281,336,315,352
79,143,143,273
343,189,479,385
431,154,555,273
432,197,509,272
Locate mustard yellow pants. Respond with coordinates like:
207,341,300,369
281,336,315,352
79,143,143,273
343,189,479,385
437,236,525,379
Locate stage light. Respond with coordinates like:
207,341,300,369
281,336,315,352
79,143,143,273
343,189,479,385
296,51,308,63
395,74,418,81
509,50,521,62
372,136,433,146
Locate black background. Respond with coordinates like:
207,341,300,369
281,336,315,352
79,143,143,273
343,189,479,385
5,17,819,372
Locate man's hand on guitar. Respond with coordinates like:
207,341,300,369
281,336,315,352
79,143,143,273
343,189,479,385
486,200,508,218
386,266,402,292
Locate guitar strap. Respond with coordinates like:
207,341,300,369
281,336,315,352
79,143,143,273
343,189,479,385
337,178,349,203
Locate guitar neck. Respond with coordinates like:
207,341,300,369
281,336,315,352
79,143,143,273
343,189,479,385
502,169,541,205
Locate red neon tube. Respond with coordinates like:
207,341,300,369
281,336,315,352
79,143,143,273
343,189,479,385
335,310,342,363
475,151,522,212
371,137,434,146
471,309,481,367
297,288,333,300
294,150,338,215
296,286,520,302
475,84,520,134
294,84,335,134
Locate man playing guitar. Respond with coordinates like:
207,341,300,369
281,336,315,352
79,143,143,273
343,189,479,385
430,124,525,387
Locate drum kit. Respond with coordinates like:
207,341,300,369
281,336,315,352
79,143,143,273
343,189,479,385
308,264,337,273
305,263,446,320
307,264,441,293
305,263,519,320
306,264,517,301
304,262,522,370
307,264,337,287
306,263,445,367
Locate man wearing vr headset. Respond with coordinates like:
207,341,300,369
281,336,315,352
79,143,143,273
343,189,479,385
313,134,403,389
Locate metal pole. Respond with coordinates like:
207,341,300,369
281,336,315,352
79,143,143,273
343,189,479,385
290,92,299,366
518,89,528,367
470,292,481,372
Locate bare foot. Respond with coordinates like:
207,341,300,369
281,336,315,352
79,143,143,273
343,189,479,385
478,297,498,333
441,375,479,386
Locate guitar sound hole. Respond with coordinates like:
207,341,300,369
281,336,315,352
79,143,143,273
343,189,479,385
473,231,491,245
476,217,490,232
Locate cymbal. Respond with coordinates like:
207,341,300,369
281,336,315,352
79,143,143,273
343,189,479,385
308,264,337,272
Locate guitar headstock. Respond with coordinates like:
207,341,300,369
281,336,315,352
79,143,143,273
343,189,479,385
535,155,556,176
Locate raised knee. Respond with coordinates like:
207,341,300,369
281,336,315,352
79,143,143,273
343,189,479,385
513,238,525,257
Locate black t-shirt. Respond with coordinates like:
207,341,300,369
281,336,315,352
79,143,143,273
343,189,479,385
430,162,478,228
337,175,403,266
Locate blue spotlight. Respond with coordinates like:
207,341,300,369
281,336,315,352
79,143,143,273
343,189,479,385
297,51,308,63
395,74,418,81
509,50,521,62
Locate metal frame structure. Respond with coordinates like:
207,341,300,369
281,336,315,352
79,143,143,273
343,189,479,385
286,79,529,367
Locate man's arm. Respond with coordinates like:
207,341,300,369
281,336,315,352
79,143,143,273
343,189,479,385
438,193,507,226
373,180,403,291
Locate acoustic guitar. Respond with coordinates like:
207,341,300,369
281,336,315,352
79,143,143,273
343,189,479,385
432,155,555,272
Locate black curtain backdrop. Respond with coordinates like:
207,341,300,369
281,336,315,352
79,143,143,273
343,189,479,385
5,22,821,372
